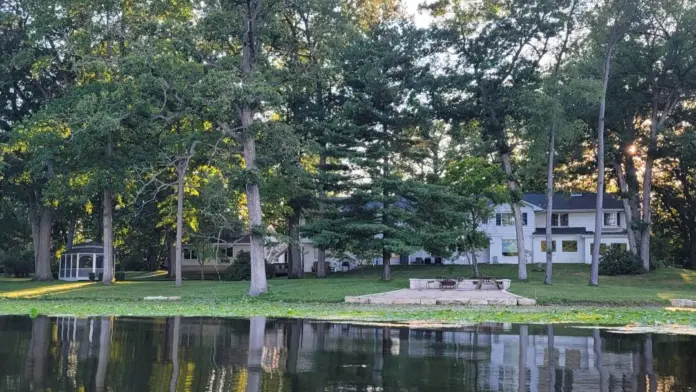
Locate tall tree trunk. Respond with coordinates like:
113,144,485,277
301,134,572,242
590,43,615,286
615,162,639,253
382,152,392,282
241,0,267,296
640,108,660,271
382,248,392,281
287,210,303,279
316,154,328,279
471,249,479,278
246,317,265,392
102,130,115,284
102,189,114,284
624,155,643,252
175,165,185,287
96,317,112,392
30,211,40,270
244,134,267,296
545,125,556,285
28,192,40,269
170,316,180,392
688,233,696,270
35,207,53,281
501,152,527,281
166,230,175,278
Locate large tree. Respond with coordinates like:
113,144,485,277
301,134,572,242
429,0,574,281
197,0,289,295
303,22,440,281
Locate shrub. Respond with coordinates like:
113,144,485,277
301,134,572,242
115,271,126,281
222,251,275,281
1,249,34,278
599,247,645,276
89,272,96,281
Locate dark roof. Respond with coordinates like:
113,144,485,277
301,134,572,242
533,228,628,236
63,241,104,254
523,192,623,210
533,228,591,235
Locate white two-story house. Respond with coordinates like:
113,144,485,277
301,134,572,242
370,192,629,266
481,192,629,265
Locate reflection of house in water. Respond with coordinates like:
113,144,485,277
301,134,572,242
287,322,645,392
4,317,684,392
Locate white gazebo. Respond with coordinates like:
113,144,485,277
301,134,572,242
58,242,114,281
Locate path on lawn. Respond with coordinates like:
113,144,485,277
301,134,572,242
345,288,536,306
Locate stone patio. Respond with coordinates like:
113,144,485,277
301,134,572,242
345,288,536,306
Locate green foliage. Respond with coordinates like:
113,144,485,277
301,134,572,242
441,157,507,257
115,272,126,281
0,248,34,278
222,251,275,281
599,248,645,276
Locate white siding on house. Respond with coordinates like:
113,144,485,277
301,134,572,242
532,235,585,263
300,242,344,273
480,204,536,264
535,210,626,232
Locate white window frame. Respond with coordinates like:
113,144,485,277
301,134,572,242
561,240,578,252
502,239,518,256
551,213,569,227
603,212,620,227
496,212,528,226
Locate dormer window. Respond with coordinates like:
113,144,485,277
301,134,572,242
495,212,528,226
603,212,621,227
551,213,569,227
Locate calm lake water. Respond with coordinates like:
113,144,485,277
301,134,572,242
0,316,694,392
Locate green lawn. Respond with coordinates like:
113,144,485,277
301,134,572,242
1,265,696,326
0,264,694,305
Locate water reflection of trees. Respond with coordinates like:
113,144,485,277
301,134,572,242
1,316,695,391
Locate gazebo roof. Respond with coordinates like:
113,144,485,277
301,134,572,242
63,241,104,255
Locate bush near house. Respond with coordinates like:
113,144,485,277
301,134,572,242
599,248,645,276
222,251,275,281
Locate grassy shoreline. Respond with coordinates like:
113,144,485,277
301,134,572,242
1,299,696,327
1,265,695,326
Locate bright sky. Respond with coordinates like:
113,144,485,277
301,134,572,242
405,0,434,28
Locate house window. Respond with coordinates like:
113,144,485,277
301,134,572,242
496,213,527,226
562,240,578,252
603,212,620,227
541,240,556,252
496,213,512,226
551,213,569,227
183,249,198,260
502,239,518,256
